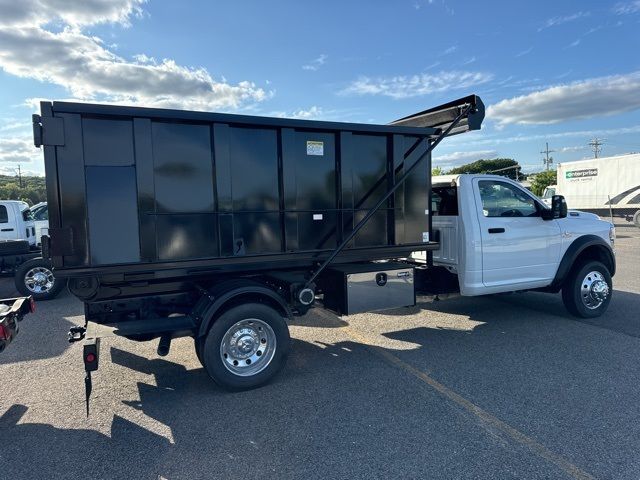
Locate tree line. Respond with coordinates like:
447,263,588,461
0,175,47,205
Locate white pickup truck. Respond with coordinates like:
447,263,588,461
0,200,64,301
0,200,37,246
414,174,616,318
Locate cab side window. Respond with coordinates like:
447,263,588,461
0,206,7,223
478,181,539,217
34,206,48,221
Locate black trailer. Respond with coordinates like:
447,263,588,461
33,95,483,409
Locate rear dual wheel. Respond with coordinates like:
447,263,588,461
197,303,290,391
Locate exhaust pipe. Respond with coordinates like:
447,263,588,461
157,335,172,357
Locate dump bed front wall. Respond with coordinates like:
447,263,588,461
45,106,432,270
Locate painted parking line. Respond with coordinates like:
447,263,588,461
341,323,596,480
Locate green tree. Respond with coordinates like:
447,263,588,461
448,158,520,179
0,175,47,205
530,170,557,197
431,166,444,176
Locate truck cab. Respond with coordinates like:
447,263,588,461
417,174,615,318
0,201,37,247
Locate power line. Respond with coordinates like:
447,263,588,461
540,142,555,171
588,138,604,158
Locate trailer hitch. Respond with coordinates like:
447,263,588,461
68,325,86,343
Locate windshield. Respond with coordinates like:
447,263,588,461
542,187,556,199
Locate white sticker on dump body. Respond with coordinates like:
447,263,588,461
306,141,324,156
422,232,429,242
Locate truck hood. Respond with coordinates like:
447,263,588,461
567,210,603,221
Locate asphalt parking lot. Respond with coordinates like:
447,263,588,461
1,227,639,480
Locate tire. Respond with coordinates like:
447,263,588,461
14,258,66,301
562,260,612,318
194,336,205,366
633,210,640,228
201,303,290,391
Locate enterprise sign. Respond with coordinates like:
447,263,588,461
566,168,598,179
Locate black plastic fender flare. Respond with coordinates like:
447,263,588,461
550,235,615,290
195,279,292,338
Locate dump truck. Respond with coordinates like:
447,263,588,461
32,95,615,411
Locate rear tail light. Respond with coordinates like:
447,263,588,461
30,297,36,313
0,324,7,341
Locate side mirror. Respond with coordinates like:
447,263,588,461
551,195,567,219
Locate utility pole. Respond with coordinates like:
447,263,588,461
540,142,555,171
589,138,604,158
14,165,23,188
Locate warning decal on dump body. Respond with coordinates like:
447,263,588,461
306,141,324,156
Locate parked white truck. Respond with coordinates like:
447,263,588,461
415,174,616,318
0,200,63,300
542,153,640,227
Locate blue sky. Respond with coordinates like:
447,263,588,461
1,0,639,175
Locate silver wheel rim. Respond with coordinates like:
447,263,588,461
580,271,609,310
220,318,276,377
24,266,55,294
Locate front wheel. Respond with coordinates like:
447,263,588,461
14,258,66,301
201,303,290,391
562,260,612,318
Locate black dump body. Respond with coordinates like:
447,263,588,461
34,96,483,302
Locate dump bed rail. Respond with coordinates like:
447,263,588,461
389,95,485,136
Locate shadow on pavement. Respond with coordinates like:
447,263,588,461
2,286,640,479
0,336,575,479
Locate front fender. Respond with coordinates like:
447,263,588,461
550,235,615,290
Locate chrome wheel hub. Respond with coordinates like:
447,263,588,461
24,267,55,294
220,319,276,377
580,271,609,310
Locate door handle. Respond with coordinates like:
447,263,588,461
1,228,14,232
488,228,505,234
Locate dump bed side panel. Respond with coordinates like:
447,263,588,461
41,103,433,274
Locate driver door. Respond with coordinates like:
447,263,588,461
473,179,561,288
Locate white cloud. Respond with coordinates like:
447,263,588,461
302,54,328,71
0,0,270,112
515,47,533,58
0,0,145,28
614,1,640,14
341,70,493,99
440,45,458,56
272,106,325,120
567,39,581,48
538,11,590,31
487,71,640,126
433,149,497,167
558,145,587,153
0,121,29,132
444,125,640,150
0,136,40,165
